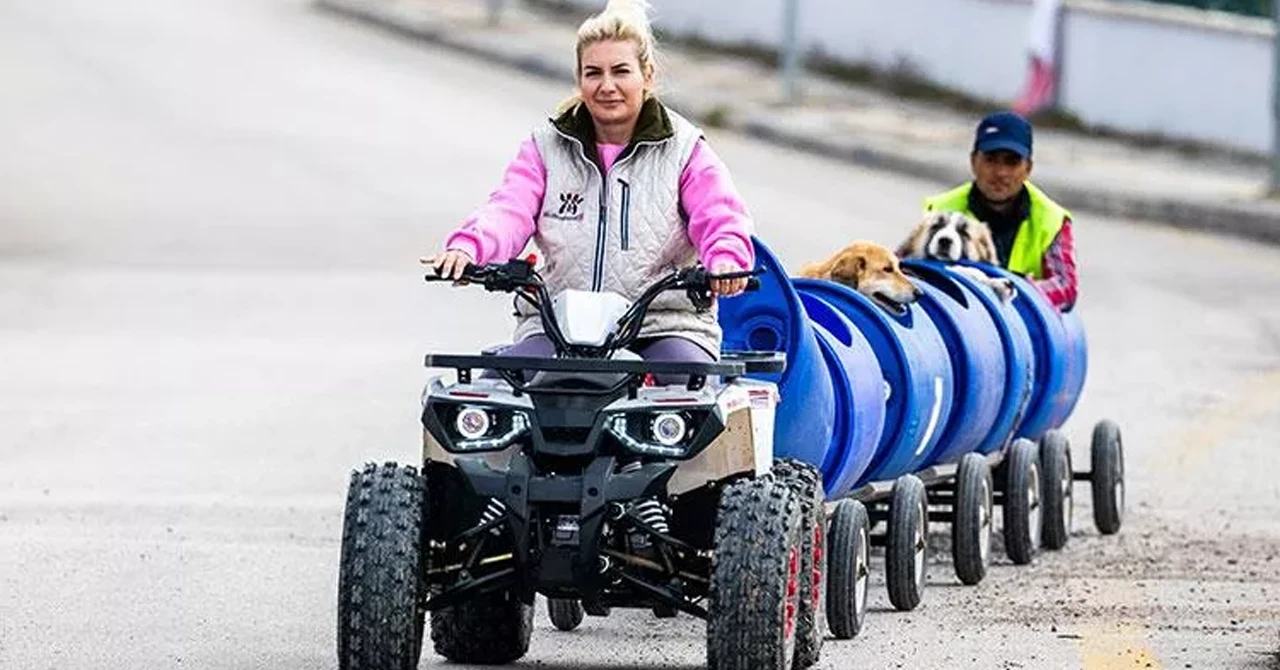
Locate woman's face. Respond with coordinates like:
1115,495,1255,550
578,39,652,133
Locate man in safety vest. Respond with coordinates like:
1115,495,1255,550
923,111,1078,311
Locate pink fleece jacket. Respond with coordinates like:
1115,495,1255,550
444,136,755,274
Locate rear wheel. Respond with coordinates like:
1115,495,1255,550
707,476,804,670
430,591,533,664
337,462,426,670
547,598,584,632
771,459,826,669
825,499,870,640
1091,419,1125,535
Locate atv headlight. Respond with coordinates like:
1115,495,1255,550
455,406,492,440
650,412,687,447
606,408,718,459
426,402,531,453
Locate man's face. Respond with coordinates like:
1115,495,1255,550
971,150,1032,203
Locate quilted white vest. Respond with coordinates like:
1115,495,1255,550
511,100,722,356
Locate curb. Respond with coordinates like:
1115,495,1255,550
316,0,1280,248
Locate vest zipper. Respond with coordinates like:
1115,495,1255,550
554,129,666,293
618,178,631,251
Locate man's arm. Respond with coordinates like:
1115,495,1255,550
1034,218,1077,310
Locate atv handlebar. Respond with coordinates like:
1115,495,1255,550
424,258,762,358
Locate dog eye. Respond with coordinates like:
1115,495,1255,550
882,266,893,273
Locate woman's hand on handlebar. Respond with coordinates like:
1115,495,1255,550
709,261,749,297
420,249,474,281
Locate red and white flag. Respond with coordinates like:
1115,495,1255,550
1014,0,1063,115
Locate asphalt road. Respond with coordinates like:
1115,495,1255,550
2,0,1279,668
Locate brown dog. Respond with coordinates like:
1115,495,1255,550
896,211,1017,302
799,240,920,310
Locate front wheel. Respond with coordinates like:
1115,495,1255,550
337,462,426,670
707,476,804,670
825,499,870,640
771,459,826,669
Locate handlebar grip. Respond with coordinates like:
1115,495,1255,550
424,262,483,282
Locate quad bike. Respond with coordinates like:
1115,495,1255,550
336,258,829,670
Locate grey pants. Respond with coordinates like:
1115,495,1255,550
489,334,716,387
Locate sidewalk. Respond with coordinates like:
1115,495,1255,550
316,0,1280,247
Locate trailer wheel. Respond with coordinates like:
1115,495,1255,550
548,598,584,632
886,474,927,612
952,453,993,585
825,499,870,640
1091,419,1125,535
1002,438,1041,565
1039,429,1073,550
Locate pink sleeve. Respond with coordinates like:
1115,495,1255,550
444,135,546,265
679,138,755,272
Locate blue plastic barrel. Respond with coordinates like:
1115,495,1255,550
945,264,1035,455
1048,308,1088,429
717,238,835,469
899,260,1005,465
965,265,1067,441
793,279,954,484
798,293,886,498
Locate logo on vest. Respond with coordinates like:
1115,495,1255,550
543,192,585,221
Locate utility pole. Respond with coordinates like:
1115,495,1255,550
1272,0,1280,192
780,0,802,104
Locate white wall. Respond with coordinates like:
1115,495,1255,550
553,0,1276,154
1060,2,1272,151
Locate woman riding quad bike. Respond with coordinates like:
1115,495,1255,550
339,2,829,668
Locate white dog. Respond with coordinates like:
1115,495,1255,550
895,211,1018,302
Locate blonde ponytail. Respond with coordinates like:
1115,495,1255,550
555,0,660,115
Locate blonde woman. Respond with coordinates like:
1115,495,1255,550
423,0,756,367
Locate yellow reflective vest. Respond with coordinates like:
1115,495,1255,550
923,181,1070,279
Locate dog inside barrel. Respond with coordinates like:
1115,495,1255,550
895,211,1018,302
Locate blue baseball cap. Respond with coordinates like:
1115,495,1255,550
973,111,1032,158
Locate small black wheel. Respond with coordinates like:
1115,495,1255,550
652,604,678,619
1002,438,1042,565
548,598,584,631
825,499,870,640
952,453,993,585
886,474,928,612
771,459,826,669
1039,429,1073,550
1091,419,1125,535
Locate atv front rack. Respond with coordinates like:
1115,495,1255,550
424,350,785,395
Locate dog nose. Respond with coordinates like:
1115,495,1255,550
937,237,952,251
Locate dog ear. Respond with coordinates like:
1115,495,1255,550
972,223,999,264
827,253,867,289
896,221,928,259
